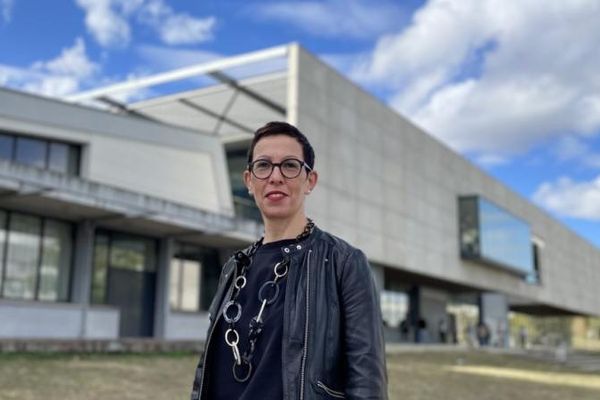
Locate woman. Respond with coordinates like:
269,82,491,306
191,121,387,399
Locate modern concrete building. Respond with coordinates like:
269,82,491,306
1,44,598,345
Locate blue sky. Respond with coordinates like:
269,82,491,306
1,0,600,249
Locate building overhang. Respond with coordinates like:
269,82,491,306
63,44,292,144
0,161,262,248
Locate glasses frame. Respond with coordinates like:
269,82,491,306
248,158,312,180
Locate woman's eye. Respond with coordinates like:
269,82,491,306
282,160,300,170
255,161,271,170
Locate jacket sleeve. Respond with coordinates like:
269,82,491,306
339,249,388,400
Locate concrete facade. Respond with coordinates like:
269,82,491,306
287,45,600,317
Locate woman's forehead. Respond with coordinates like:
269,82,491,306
253,135,303,158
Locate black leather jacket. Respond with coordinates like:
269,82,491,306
191,227,388,400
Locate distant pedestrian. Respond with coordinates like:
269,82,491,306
438,318,448,343
519,325,528,348
399,319,409,342
477,321,490,347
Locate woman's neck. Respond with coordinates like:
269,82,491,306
263,213,308,244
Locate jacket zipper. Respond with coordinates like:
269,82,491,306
317,381,345,398
299,249,312,400
197,266,237,399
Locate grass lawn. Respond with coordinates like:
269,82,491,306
0,350,599,399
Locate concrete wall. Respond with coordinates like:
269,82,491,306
289,44,600,316
0,88,233,215
0,300,119,339
165,312,211,340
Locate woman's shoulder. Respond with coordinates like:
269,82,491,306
313,227,365,260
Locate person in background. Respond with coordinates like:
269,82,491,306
190,121,388,400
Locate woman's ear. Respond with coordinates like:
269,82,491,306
306,170,318,194
243,170,253,195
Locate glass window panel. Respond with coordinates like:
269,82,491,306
39,220,73,302
92,233,110,304
110,236,146,272
47,142,69,174
67,145,80,175
4,214,41,300
0,211,6,294
0,134,14,160
169,258,181,310
227,148,261,221
459,197,479,258
380,290,409,329
110,235,156,272
15,137,47,168
181,259,201,312
479,198,533,274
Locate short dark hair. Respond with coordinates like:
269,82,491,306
247,121,315,169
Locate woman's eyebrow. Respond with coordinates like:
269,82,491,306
254,155,300,160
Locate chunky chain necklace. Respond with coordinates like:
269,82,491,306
222,218,315,382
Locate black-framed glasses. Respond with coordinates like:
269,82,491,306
248,158,312,180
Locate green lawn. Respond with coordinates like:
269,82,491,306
0,350,599,399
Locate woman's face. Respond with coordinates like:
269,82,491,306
244,134,317,223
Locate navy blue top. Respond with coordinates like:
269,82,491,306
206,237,299,400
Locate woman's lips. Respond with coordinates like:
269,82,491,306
266,191,287,201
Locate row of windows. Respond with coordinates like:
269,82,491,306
0,211,73,302
0,131,80,175
0,207,222,313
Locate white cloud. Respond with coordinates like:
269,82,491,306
75,0,216,47
533,176,600,220
139,0,215,45
2,38,99,97
552,136,600,169
75,0,137,47
254,0,407,39
1,0,13,23
351,0,600,157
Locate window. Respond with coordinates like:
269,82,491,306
39,220,73,301
0,211,73,301
459,196,534,278
0,130,79,175
16,137,46,169
526,242,542,284
380,290,409,329
0,134,14,160
90,231,157,305
169,243,220,312
226,146,261,222
91,234,109,304
4,214,42,300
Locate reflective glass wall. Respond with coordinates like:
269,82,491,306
0,131,80,175
0,210,73,302
459,196,535,278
